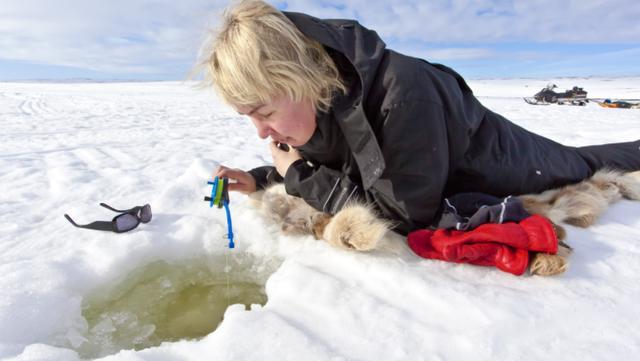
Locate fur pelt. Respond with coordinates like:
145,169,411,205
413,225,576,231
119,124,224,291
519,169,640,227
519,169,640,276
251,169,640,276
250,184,389,251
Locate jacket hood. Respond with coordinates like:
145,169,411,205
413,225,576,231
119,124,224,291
283,11,387,189
283,11,386,103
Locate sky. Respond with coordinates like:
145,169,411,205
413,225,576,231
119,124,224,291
0,0,639,81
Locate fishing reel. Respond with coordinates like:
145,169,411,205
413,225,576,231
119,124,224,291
204,176,234,248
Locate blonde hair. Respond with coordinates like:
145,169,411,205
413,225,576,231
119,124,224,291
198,0,346,112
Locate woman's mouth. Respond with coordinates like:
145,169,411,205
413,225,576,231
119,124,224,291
273,136,291,143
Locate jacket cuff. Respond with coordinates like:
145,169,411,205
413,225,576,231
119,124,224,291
285,160,361,215
248,166,283,190
283,159,312,196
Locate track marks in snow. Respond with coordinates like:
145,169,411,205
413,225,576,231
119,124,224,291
15,93,56,117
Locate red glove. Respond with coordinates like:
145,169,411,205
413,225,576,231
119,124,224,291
407,215,558,276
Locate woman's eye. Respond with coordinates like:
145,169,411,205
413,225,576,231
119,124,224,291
253,111,274,121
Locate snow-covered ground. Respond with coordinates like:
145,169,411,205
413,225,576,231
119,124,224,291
1,77,639,361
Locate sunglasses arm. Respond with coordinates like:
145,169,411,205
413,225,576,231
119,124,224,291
64,214,81,227
64,214,116,231
100,203,132,213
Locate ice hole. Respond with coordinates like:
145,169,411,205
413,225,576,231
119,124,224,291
71,254,278,359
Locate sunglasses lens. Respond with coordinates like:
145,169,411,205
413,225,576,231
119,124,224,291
115,213,139,232
140,204,152,223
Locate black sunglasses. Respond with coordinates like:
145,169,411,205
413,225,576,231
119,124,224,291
64,203,152,233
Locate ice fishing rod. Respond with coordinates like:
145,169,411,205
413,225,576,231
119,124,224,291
204,176,234,248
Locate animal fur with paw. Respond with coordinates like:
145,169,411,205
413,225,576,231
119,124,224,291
250,184,389,251
519,169,640,276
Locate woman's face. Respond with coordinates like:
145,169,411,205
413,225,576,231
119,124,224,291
236,96,316,147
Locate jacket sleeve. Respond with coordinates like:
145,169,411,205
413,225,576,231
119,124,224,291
248,165,283,190
284,159,361,215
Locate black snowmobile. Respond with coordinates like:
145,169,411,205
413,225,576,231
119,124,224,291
524,84,588,106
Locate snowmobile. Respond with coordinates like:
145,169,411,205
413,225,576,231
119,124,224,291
524,84,588,106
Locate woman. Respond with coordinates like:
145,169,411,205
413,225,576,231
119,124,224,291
203,0,640,235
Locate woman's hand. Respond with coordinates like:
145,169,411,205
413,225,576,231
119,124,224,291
270,141,302,177
213,165,257,194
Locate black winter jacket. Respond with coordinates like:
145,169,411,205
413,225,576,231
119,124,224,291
249,12,640,235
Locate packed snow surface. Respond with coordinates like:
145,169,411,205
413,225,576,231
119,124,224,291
1,77,639,361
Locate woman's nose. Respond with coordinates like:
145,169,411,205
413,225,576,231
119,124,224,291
257,127,270,139
251,118,271,139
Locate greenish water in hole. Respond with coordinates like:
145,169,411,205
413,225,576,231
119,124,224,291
74,255,274,359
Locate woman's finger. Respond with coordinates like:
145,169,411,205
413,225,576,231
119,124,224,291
227,182,247,192
216,166,245,180
221,168,243,180
214,165,227,178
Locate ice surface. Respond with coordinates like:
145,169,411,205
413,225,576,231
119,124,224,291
1,78,639,361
